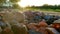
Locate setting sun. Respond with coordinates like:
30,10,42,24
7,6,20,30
18,0,29,7
18,0,60,7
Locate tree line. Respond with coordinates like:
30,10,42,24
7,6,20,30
26,4,60,10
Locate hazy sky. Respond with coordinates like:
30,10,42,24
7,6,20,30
18,0,60,7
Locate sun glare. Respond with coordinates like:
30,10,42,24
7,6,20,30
18,0,29,7
18,0,60,7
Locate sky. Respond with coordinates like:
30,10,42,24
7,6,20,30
18,0,60,7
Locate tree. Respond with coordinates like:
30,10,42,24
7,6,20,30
10,0,20,3
43,4,49,6
0,0,6,6
12,4,20,9
0,0,21,9
9,0,21,9
57,5,60,9
0,0,6,3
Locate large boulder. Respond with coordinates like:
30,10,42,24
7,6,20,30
0,11,14,34
11,23,28,34
2,11,25,23
0,10,28,34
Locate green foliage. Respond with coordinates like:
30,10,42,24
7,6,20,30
26,4,60,12
9,0,21,9
43,4,49,6
12,4,20,9
0,0,6,6
0,0,6,3
26,4,60,10
10,0,20,3
0,0,21,9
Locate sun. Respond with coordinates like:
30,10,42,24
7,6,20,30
18,0,29,7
